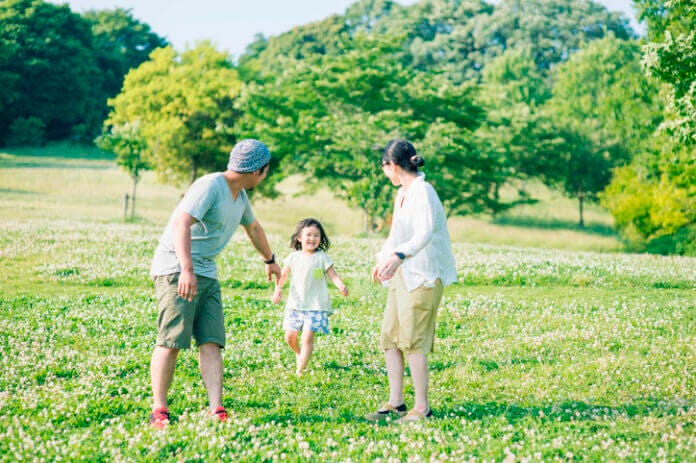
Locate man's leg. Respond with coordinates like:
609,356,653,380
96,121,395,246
385,347,405,407
199,342,223,410
151,345,180,409
407,352,429,413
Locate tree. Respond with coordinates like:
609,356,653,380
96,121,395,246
105,43,242,187
641,0,696,146
0,0,100,142
474,0,635,73
471,47,561,216
599,0,696,254
236,34,484,230
96,121,148,218
82,8,168,130
544,37,663,226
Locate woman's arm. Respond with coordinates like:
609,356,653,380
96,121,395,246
393,186,435,258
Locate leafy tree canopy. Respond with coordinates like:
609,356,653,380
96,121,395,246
0,0,100,141
106,43,242,186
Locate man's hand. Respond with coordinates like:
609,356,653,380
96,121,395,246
178,269,197,302
266,262,281,284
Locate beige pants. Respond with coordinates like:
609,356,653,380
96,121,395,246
380,269,444,354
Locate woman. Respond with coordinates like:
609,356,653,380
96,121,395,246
367,139,457,423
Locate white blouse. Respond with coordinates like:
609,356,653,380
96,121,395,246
377,173,457,291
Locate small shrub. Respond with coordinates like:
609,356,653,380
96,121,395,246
7,117,46,146
646,224,696,256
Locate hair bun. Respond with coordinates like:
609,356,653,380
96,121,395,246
410,155,425,168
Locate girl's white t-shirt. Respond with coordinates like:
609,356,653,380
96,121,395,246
283,250,334,313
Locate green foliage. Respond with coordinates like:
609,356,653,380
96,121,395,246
6,116,46,147
472,47,560,215
474,0,635,73
0,0,101,141
96,121,149,217
0,1,167,144
602,145,696,254
543,37,663,226
600,1,695,253
106,43,241,186
82,8,168,124
237,34,484,229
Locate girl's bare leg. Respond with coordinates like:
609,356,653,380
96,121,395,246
296,330,315,376
285,330,300,354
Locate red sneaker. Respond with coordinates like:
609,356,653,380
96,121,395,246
149,407,170,429
212,406,228,422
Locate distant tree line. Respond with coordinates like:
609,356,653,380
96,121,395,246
0,0,167,144
2,0,694,254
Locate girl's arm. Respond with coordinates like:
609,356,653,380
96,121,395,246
326,266,348,297
272,266,292,304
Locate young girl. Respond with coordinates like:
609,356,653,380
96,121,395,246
272,218,348,376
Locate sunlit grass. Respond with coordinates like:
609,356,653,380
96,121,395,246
0,145,623,252
2,145,693,461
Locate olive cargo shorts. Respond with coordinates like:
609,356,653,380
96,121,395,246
154,273,225,349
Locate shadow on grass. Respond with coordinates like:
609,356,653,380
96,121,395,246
0,159,114,170
1,142,114,161
444,397,693,423
0,188,40,195
493,215,617,237
237,396,694,427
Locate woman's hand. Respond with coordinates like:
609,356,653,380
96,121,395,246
371,265,380,284
375,254,402,283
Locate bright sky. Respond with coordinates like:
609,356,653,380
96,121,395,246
46,0,639,59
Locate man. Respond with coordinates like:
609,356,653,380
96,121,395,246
148,139,281,428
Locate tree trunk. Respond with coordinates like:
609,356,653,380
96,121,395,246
130,174,137,219
190,160,198,185
578,188,585,228
363,207,370,235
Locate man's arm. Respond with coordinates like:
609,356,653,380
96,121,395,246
173,211,198,302
242,219,281,283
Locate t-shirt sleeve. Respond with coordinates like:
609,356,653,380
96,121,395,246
284,251,296,269
178,177,216,221
321,252,334,271
240,190,256,226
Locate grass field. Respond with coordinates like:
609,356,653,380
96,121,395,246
0,145,694,461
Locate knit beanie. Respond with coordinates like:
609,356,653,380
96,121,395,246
227,139,271,173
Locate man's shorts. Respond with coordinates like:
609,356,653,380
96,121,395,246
283,309,330,334
380,269,444,354
154,273,225,349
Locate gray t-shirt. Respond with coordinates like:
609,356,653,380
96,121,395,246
150,172,255,279
284,250,334,313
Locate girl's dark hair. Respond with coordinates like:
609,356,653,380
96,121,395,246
290,218,330,251
382,139,425,173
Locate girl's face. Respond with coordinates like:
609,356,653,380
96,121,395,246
299,225,322,252
381,160,401,186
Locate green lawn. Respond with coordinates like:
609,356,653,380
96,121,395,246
0,146,694,461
